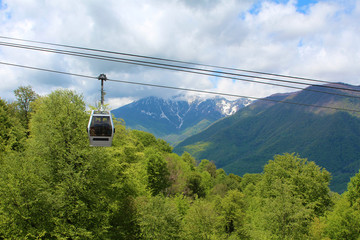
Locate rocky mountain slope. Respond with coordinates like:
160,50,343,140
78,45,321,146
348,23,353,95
112,96,252,144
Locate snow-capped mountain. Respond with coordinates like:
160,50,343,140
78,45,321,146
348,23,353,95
216,98,252,116
112,96,252,144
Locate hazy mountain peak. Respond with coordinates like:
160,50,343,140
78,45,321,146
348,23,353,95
112,95,252,144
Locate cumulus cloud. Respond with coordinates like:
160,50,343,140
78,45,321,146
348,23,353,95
0,0,359,109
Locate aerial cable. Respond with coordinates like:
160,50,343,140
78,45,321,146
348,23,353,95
1,60,359,114
0,61,98,79
1,41,360,100
0,42,325,89
0,40,358,94
0,36,351,87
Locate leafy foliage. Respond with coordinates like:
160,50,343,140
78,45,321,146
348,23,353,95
0,98,26,153
136,195,182,239
182,200,222,239
13,85,38,129
247,154,332,239
0,88,359,239
323,170,360,239
146,151,171,196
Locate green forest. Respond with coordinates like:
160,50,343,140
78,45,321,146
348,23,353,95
1,86,360,239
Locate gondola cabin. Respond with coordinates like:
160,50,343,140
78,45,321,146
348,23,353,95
87,110,115,147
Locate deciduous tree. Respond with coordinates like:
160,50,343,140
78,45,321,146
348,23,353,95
182,200,222,239
0,98,25,153
146,151,170,196
324,170,360,239
136,195,182,240
249,153,332,239
13,85,38,129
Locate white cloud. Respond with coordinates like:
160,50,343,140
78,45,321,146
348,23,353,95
0,0,359,108
107,97,135,109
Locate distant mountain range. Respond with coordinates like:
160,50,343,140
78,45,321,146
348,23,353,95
174,83,360,193
112,96,252,144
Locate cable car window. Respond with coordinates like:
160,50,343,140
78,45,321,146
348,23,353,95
89,116,112,136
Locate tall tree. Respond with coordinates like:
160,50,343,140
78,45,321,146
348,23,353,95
324,196,360,240
260,153,332,215
136,196,182,240
13,86,37,129
12,89,113,238
0,98,25,153
181,152,196,171
216,190,248,239
182,200,222,239
185,172,206,198
249,153,332,239
146,151,171,196
347,169,360,210
325,170,360,239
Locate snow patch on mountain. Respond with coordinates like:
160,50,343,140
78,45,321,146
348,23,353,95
160,111,169,121
141,110,155,117
218,100,233,116
214,98,252,116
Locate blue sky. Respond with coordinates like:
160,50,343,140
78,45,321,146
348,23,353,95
0,0,359,109
276,0,318,8
294,0,319,13
250,0,319,14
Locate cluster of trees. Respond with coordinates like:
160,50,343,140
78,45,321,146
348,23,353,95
0,87,360,239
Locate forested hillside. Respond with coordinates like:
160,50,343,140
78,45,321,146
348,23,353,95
174,83,360,193
1,87,360,239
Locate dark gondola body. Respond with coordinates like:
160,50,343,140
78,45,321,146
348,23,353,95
87,110,115,147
